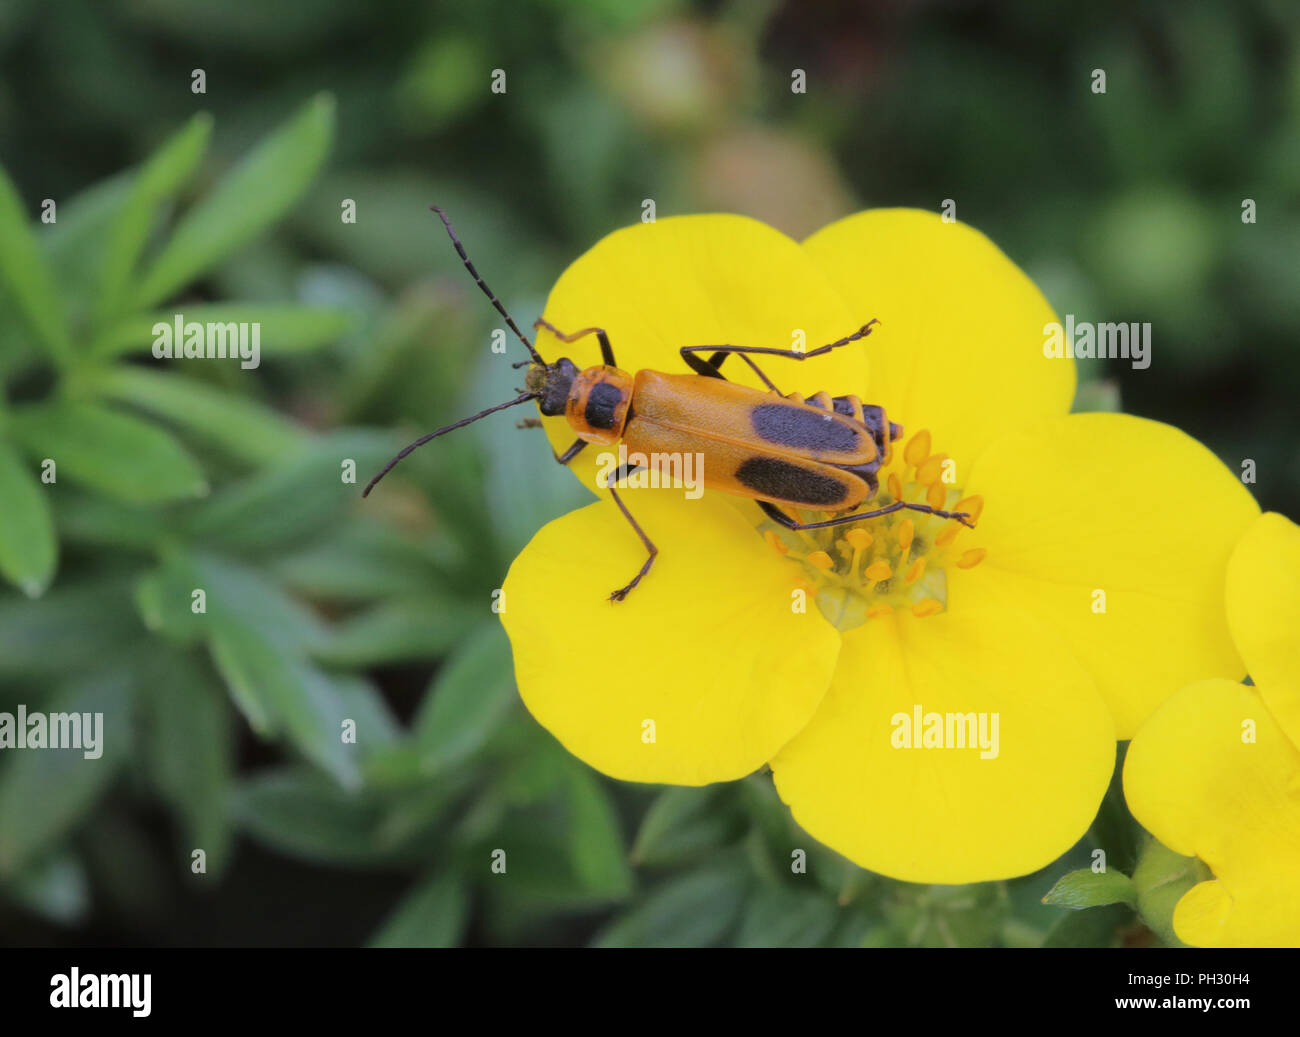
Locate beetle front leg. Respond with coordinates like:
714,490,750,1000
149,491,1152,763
533,318,617,367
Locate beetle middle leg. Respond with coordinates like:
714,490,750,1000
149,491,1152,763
758,499,974,531
681,347,784,393
533,317,616,367
603,463,658,602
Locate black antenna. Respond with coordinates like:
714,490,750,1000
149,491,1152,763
362,392,540,497
430,206,544,366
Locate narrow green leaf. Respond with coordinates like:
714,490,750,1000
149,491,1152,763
235,768,396,866
367,873,469,948
0,578,141,679
10,400,207,504
0,672,132,877
92,304,356,359
631,785,748,867
592,861,750,948
134,94,335,307
185,429,393,553
412,623,515,774
0,163,71,362
97,366,306,466
272,518,442,602
95,113,213,325
142,650,234,877
733,887,839,948
312,594,477,668
0,438,57,595
1042,867,1137,910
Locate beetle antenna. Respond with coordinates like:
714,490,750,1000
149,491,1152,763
363,392,540,497
430,206,545,366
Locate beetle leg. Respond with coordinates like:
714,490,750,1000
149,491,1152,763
603,464,658,602
533,317,616,367
680,319,879,386
680,346,783,393
553,438,588,466
758,499,974,531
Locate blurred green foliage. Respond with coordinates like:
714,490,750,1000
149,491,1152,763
0,0,1296,946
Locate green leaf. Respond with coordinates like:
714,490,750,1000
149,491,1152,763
313,594,477,668
733,886,839,947
1042,868,1137,910
209,624,360,788
9,400,207,504
563,760,634,899
6,851,90,925
92,304,356,358
412,622,516,774
185,430,393,552
0,438,57,596
1042,903,1131,948
0,161,71,362
272,518,442,602
142,651,234,877
592,861,749,948
0,672,132,877
133,93,335,307
235,768,406,866
95,112,213,325
0,578,142,679
367,872,469,948
631,785,748,867
97,366,306,466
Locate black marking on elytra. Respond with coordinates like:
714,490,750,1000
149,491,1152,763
735,456,848,507
585,381,624,430
750,402,861,454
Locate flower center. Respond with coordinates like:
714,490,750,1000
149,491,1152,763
759,428,986,631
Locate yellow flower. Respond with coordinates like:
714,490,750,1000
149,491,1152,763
1124,512,1300,946
500,209,1258,883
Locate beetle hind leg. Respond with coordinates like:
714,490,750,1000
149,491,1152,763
604,464,659,602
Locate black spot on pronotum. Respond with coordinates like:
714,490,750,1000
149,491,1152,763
735,457,848,507
751,402,861,453
584,381,624,430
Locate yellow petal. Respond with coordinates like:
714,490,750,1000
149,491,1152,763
964,412,1258,738
501,490,840,784
1226,512,1300,747
770,600,1114,883
1124,679,1300,947
536,214,866,492
802,208,1074,478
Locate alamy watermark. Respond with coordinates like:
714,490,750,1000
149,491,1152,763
152,313,261,369
891,703,1000,759
0,705,103,759
595,446,705,499
1043,315,1151,370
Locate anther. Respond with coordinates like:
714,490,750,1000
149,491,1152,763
912,598,943,618
845,528,873,550
864,560,892,582
955,494,984,523
897,519,914,553
904,430,931,468
903,557,927,584
865,604,894,619
915,454,946,486
887,472,903,501
926,481,947,511
956,548,987,569
935,523,962,548
764,530,789,555
807,550,835,571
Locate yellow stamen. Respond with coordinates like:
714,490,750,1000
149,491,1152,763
865,604,894,619
912,598,943,618
764,530,789,555
955,494,984,524
956,547,987,569
845,528,873,550
904,429,931,468
864,560,892,582
903,557,927,584
807,550,834,571
926,481,947,511
897,518,914,553
915,454,946,486
887,472,903,501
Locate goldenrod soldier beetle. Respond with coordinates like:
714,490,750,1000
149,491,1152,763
364,208,975,601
